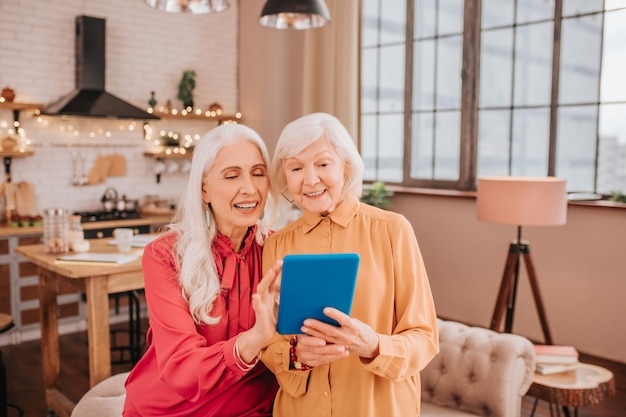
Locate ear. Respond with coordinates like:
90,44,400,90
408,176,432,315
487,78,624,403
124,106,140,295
201,181,210,204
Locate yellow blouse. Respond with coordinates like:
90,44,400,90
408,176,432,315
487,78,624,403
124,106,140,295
262,196,439,417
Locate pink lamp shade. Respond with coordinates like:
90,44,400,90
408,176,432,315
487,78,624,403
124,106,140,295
476,176,567,226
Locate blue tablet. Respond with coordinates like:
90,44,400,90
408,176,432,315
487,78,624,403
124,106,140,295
276,253,360,335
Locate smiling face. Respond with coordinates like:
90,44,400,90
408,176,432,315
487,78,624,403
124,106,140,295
202,140,269,239
283,137,346,216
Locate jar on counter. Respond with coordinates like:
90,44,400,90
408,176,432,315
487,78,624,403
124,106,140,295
43,208,69,254
68,215,85,251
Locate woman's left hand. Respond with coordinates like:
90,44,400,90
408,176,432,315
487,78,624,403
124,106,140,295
301,307,380,359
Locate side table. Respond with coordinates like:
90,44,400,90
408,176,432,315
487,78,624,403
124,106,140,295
528,363,616,417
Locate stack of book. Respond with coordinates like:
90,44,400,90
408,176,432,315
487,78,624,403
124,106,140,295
534,344,579,375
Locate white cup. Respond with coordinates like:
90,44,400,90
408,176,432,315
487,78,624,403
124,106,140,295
113,228,134,253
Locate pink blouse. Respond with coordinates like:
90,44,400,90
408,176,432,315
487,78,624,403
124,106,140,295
123,228,278,417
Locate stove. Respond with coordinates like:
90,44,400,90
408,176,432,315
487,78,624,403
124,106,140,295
73,210,141,223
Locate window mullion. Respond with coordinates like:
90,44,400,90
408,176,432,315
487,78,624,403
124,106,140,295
548,0,563,176
403,0,415,183
458,0,481,190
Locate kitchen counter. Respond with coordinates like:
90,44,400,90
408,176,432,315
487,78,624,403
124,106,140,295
0,214,173,237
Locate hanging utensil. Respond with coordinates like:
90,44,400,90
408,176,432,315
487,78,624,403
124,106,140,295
79,151,88,186
70,150,79,186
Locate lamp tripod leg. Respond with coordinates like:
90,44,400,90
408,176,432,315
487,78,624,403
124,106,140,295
521,248,554,345
490,245,520,332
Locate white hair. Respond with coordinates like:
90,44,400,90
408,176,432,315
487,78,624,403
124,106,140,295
271,112,364,203
166,123,276,325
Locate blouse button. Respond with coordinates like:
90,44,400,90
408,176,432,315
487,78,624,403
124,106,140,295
323,391,329,397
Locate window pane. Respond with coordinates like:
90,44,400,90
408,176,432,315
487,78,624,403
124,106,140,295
361,48,379,113
436,35,463,110
380,0,407,45
379,45,406,113
378,114,404,182
482,0,515,29
559,14,602,104
511,108,550,176
411,112,434,178
600,9,626,102
480,28,513,108
438,0,464,36
412,39,435,111
514,22,553,107
516,0,555,24
414,0,436,38
598,103,626,193
605,0,626,11
361,115,378,180
562,0,603,16
362,0,380,47
477,109,511,177
556,106,598,192
434,111,460,180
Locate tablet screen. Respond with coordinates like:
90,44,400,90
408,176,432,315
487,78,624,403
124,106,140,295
276,253,360,335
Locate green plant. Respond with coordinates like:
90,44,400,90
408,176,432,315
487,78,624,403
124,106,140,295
361,181,394,209
610,191,626,203
177,70,196,109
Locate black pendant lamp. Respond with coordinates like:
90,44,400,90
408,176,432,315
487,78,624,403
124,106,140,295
145,0,230,14
259,0,331,30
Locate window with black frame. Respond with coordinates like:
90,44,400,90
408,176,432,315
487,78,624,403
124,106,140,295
360,0,626,195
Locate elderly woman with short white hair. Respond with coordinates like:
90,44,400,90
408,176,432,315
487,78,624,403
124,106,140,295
261,112,439,417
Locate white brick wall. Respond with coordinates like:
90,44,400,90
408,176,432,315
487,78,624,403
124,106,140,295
0,0,239,213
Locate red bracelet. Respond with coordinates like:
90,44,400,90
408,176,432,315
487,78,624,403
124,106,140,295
289,336,313,370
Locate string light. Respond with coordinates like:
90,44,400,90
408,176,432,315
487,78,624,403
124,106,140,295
146,105,241,124
2,106,243,156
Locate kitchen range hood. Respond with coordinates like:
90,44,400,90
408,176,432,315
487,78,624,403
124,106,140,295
43,16,159,120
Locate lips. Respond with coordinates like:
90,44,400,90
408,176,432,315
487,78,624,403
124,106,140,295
234,202,259,210
304,190,325,197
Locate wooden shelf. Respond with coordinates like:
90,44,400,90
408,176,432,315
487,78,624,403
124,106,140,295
149,109,242,123
144,150,192,160
0,150,34,158
0,101,44,112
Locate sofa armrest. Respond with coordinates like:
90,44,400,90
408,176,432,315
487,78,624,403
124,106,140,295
421,319,536,417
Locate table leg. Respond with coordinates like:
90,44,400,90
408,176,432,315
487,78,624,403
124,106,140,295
84,276,112,387
39,270,60,395
530,397,540,417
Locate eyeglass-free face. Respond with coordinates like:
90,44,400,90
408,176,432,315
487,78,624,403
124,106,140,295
202,141,269,240
283,137,347,216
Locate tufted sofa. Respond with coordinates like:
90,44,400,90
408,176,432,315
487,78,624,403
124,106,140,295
420,319,536,417
71,319,536,417
71,371,129,417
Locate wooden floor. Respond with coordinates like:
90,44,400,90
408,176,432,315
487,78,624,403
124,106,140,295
2,322,625,416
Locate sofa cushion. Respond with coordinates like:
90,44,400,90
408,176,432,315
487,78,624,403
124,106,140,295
421,401,485,416
420,319,535,417
71,371,129,417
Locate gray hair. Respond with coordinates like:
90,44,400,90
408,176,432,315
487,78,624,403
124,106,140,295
271,112,364,202
167,123,275,324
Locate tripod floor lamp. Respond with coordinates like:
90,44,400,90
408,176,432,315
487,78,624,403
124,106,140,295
476,177,567,345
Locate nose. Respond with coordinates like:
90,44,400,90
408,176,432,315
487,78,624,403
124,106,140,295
303,167,320,186
240,173,257,193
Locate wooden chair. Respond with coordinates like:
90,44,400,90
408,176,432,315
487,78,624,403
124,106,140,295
0,313,24,417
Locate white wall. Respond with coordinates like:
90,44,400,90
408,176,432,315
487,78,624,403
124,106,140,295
0,0,239,212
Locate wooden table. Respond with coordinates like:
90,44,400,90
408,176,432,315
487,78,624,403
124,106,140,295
528,363,616,417
15,238,146,417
